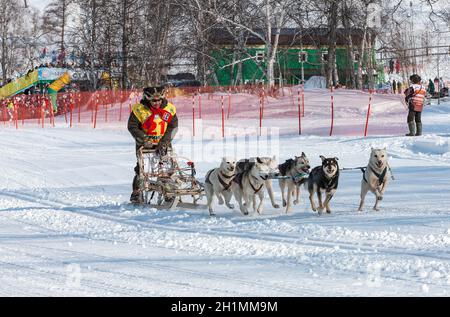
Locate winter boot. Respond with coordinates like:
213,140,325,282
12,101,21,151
415,122,422,136
130,190,143,204
405,121,415,136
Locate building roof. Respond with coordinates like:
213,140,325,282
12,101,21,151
209,28,376,47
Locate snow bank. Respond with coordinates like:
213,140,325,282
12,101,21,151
304,76,327,89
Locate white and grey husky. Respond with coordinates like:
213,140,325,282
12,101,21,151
235,157,280,210
204,157,237,216
232,157,277,215
358,148,390,212
278,153,311,213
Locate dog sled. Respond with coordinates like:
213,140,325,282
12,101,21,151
137,146,206,210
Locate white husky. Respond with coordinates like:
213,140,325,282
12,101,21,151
204,157,237,216
358,148,391,212
278,153,311,213
231,159,275,215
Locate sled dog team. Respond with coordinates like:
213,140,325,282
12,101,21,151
204,148,391,216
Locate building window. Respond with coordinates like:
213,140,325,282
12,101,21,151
322,51,329,62
255,51,265,62
299,51,308,62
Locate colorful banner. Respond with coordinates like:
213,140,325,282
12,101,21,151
0,70,39,99
48,72,71,92
38,68,70,81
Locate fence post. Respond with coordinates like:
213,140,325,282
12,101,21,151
119,90,123,122
77,93,81,123
301,84,305,117
221,95,225,138
259,94,263,136
364,90,373,137
14,102,18,129
329,86,334,136
93,92,99,129
198,89,202,119
192,94,195,136
2,103,6,125
297,89,302,135
41,102,45,128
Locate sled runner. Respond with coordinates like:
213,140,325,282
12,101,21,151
137,146,205,210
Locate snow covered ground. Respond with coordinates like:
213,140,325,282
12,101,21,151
1,92,450,296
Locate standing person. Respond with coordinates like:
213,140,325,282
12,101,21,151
127,86,178,204
427,79,435,95
404,74,426,136
434,77,440,95
389,59,394,74
395,59,401,74
397,81,402,94
392,79,397,94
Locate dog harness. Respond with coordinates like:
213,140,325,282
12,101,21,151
205,169,235,190
218,171,235,190
233,171,264,193
279,160,308,184
204,169,213,185
249,176,264,193
362,167,387,186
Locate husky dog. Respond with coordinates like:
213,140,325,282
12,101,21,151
236,157,280,209
232,159,273,215
307,156,339,214
358,148,390,212
278,153,311,213
204,157,237,216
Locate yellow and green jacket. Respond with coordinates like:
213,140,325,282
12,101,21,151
127,99,178,148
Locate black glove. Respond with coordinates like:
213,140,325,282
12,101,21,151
156,141,169,156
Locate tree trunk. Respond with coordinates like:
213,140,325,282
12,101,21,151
367,31,375,90
356,28,367,90
327,0,339,88
121,0,128,89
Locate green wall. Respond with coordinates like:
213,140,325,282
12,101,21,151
210,46,375,86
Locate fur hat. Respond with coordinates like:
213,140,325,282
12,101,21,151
143,86,165,101
409,74,421,84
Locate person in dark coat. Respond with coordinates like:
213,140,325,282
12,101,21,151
127,86,178,203
392,79,396,94
389,59,394,74
427,79,435,95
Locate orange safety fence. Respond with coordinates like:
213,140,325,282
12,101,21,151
0,85,407,137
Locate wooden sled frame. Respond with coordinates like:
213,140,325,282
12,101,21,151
137,147,205,210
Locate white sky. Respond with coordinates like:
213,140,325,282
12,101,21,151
28,0,51,11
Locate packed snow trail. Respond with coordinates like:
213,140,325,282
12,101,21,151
1,100,450,296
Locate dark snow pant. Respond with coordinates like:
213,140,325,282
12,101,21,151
132,163,140,192
407,110,422,124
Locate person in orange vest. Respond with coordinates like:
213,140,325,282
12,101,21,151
404,74,426,136
127,86,178,204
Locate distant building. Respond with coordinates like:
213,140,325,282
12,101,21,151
208,28,376,86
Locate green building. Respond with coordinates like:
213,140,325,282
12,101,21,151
208,28,377,86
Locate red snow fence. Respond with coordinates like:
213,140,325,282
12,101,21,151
0,86,406,137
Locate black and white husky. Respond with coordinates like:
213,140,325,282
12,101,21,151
358,148,390,212
307,156,339,214
204,157,237,216
278,153,310,213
